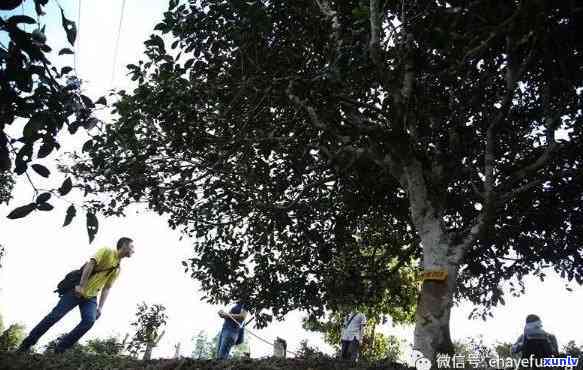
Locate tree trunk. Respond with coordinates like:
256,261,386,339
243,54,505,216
413,258,457,361
404,159,458,361
143,343,153,361
142,330,165,361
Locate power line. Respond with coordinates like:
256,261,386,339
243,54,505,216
110,0,126,89
74,0,81,76
21,2,26,32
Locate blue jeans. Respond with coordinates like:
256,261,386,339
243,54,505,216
216,327,239,359
341,339,360,361
19,291,97,353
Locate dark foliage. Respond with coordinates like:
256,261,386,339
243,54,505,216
1,0,105,242
70,0,582,330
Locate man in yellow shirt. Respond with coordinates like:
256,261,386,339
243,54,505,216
17,237,135,353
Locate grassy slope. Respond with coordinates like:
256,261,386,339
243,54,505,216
0,351,411,370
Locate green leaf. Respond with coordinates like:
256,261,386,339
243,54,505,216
0,0,24,11
61,66,73,75
6,15,36,27
81,95,95,109
58,48,74,55
31,164,50,178
7,203,36,219
87,212,99,243
33,0,48,16
60,7,77,46
82,140,93,153
37,140,54,158
23,116,42,139
95,96,107,105
36,192,51,203
37,202,54,211
63,205,76,227
58,177,73,196
146,35,165,52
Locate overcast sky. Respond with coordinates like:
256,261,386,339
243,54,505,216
1,0,581,362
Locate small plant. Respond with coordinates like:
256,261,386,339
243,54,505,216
126,302,167,360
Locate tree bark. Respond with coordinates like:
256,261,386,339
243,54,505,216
413,255,457,361
142,330,165,361
404,159,457,361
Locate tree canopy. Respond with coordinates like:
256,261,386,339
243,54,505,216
69,0,582,358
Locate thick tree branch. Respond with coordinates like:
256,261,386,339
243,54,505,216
336,96,390,120
287,82,326,130
400,34,415,102
509,114,561,183
314,0,342,72
461,7,522,63
389,244,417,275
375,153,407,189
369,0,381,65
469,29,537,256
498,179,544,203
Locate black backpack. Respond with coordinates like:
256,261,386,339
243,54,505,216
522,333,557,359
55,262,118,296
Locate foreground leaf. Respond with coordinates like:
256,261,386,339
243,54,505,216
31,164,50,178
60,7,77,46
58,177,73,196
63,205,76,227
86,212,99,243
37,202,54,211
7,203,36,219
36,192,51,203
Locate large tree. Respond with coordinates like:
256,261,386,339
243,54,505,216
70,0,583,360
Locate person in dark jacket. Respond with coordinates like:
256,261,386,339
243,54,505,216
511,314,558,361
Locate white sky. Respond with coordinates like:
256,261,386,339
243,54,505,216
0,0,581,362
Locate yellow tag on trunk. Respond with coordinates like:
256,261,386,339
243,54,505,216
421,270,448,281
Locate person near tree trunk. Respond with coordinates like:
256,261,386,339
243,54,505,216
340,311,366,361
